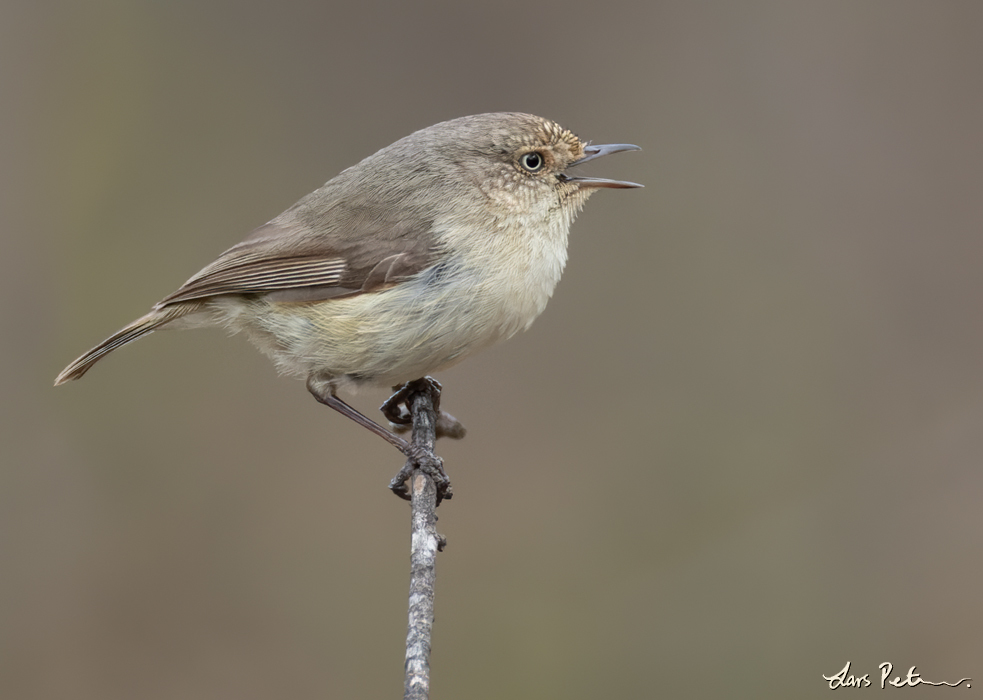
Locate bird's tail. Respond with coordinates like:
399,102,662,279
54,303,199,385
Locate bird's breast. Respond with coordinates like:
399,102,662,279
434,208,572,340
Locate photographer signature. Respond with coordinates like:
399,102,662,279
823,661,971,689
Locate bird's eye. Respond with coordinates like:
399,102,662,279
519,151,545,173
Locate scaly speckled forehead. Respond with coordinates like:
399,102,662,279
482,113,587,163
534,117,586,159
422,113,588,165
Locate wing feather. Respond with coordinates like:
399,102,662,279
155,209,438,308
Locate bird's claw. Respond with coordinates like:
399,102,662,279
381,378,465,439
389,444,453,504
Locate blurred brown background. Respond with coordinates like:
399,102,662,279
4,1,983,698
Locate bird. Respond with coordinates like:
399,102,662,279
56,112,640,480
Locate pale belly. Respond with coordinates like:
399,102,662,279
206,253,562,390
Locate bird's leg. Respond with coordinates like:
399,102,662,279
307,376,411,452
382,378,467,440
306,376,454,502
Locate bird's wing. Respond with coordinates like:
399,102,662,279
157,208,437,307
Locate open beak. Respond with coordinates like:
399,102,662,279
561,143,642,189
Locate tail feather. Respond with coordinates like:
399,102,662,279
54,304,198,385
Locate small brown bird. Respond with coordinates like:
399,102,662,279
56,113,640,466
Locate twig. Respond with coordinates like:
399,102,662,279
401,379,447,700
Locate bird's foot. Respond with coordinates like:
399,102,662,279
381,378,466,440
390,443,453,503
